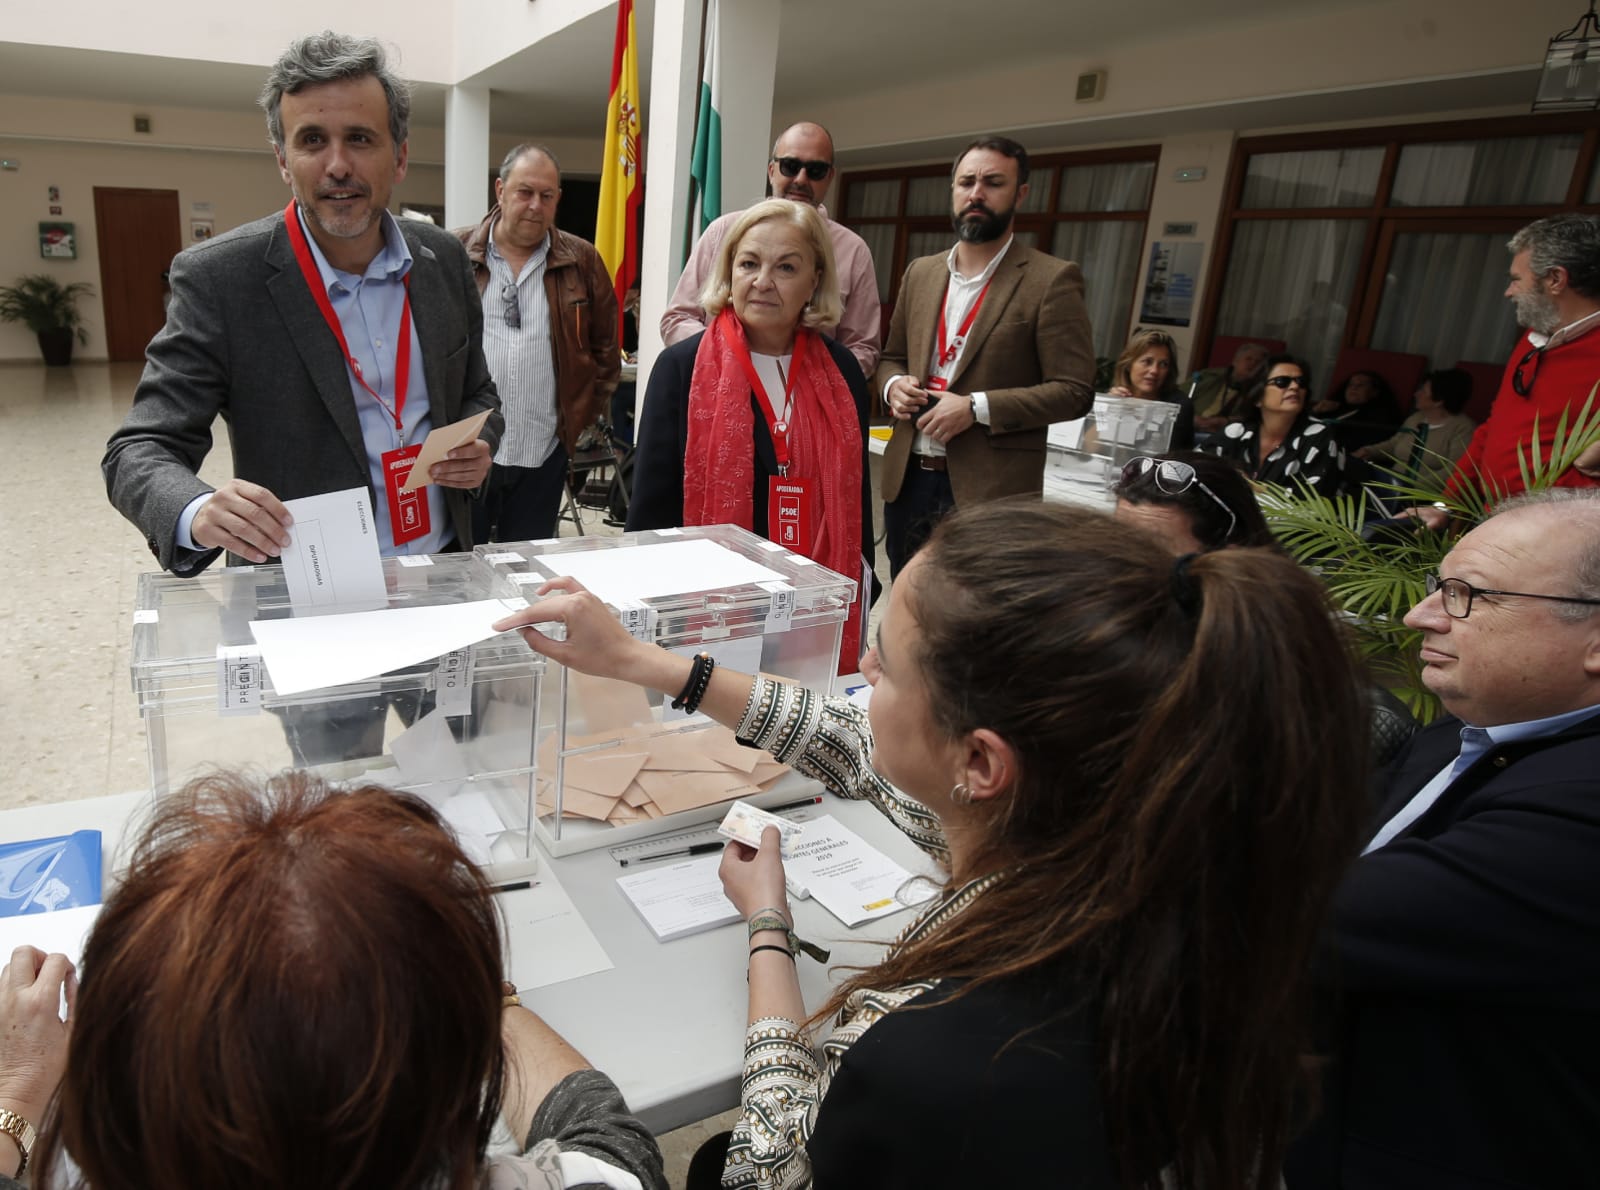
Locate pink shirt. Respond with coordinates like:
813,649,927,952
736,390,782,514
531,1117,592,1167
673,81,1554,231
660,204,883,378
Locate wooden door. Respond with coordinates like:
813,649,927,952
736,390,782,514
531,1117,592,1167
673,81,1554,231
93,188,182,362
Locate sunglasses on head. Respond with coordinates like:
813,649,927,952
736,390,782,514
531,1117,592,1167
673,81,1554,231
1265,374,1307,389
773,157,831,181
1120,456,1239,543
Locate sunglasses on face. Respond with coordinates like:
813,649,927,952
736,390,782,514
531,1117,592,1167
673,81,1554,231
1120,456,1239,543
773,157,832,181
1265,375,1307,389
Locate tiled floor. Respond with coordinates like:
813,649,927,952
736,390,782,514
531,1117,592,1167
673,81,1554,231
0,357,887,1184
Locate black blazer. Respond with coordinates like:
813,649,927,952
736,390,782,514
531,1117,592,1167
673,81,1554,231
1288,711,1600,1189
627,331,875,583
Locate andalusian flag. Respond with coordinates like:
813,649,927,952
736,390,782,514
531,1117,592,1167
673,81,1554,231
688,0,723,240
597,0,642,320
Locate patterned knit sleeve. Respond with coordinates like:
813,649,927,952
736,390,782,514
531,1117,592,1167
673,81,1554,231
720,1017,825,1188
735,677,948,865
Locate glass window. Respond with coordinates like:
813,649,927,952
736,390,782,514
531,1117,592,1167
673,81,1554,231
1214,219,1367,390
1240,148,1385,209
1586,153,1600,204
1058,161,1156,213
905,230,950,262
845,179,898,220
1053,221,1146,362
906,176,949,217
1018,169,1051,213
1390,135,1581,207
852,223,895,305
1369,231,1521,372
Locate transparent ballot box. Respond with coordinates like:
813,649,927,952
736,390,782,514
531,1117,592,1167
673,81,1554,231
130,555,543,877
1043,394,1180,510
476,524,858,855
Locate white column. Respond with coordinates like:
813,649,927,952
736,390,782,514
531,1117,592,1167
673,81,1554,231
715,0,780,211
444,84,491,230
635,0,780,398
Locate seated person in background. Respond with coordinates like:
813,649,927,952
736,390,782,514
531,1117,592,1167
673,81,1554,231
628,198,873,666
1,772,665,1190
1208,354,1349,499
1115,451,1417,764
498,501,1369,1189
1112,450,1277,552
1107,328,1195,449
1354,368,1476,492
1191,340,1270,434
1312,370,1404,452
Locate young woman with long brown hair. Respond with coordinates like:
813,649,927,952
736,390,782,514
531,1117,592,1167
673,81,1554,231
497,501,1369,1189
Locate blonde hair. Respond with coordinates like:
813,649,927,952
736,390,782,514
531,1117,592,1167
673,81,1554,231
699,199,843,330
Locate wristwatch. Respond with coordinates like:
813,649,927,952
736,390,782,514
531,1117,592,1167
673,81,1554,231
0,1108,37,1177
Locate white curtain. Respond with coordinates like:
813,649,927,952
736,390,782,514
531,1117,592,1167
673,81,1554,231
853,224,895,306
1213,218,1366,388
845,179,899,219
1241,148,1384,209
1058,161,1155,212
1370,232,1521,368
1053,221,1147,361
1390,135,1581,207
906,177,948,216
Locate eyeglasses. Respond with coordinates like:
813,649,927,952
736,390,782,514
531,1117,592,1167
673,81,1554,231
1264,375,1307,389
1120,456,1238,542
501,282,521,330
1424,573,1600,620
773,157,832,181
1511,345,1541,397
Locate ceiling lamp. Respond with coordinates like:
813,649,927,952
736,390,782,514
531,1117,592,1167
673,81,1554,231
1533,0,1600,110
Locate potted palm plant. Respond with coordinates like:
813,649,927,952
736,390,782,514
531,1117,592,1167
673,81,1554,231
1261,389,1600,723
0,273,96,366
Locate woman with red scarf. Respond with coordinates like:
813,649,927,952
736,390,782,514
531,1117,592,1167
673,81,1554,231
629,200,874,668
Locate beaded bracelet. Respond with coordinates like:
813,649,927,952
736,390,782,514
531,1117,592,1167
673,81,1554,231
671,651,716,713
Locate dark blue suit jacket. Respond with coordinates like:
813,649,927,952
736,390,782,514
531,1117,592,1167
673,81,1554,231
1288,709,1600,1189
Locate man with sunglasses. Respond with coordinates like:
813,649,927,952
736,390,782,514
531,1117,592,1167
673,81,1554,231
661,122,882,376
456,143,620,541
1412,215,1600,532
1288,488,1600,1189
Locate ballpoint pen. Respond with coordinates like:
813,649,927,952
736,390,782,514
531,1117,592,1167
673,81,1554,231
619,840,725,867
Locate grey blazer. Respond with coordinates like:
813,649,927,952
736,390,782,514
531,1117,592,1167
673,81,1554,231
104,209,504,576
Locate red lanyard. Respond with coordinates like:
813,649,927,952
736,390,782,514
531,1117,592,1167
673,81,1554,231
730,313,810,476
283,200,413,437
936,277,991,369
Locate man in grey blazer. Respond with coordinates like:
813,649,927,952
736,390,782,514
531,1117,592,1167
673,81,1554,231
104,32,502,579
876,135,1094,577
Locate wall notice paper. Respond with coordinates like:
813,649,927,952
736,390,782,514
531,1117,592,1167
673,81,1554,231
616,854,741,941
249,597,525,696
400,409,493,491
279,488,387,613
502,865,615,991
534,539,786,604
783,814,936,927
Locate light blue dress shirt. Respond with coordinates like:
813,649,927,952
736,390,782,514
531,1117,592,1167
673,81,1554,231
1364,703,1600,853
178,208,447,557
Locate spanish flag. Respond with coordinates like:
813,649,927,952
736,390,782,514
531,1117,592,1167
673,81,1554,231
597,0,642,324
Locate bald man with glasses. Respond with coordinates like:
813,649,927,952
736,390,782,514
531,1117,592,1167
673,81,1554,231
661,121,882,377
1288,488,1600,1189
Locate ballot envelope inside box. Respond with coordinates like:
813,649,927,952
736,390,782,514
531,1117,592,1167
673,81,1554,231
130,554,544,878
474,524,858,856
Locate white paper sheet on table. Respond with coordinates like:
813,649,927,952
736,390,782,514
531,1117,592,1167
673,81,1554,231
502,865,615,991
249,598,524,696
0,904,101,1018
534,539,785,604
279,487,387,613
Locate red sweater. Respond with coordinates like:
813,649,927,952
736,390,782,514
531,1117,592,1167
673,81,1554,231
1446,329,1600,502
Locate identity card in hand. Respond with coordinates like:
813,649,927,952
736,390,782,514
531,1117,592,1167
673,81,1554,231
718,801,805,852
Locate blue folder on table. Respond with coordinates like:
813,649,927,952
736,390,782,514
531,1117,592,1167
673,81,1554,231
0,830,102,916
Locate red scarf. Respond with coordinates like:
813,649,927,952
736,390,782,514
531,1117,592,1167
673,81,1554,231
683,308,865,672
